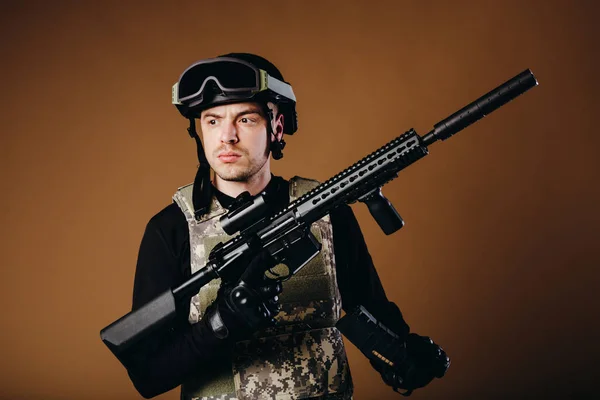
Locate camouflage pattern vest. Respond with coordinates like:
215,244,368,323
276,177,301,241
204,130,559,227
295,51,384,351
172,176,353,400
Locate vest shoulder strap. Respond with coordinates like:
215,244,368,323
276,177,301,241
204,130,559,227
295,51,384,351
173,182,227,223
288,175,320,200
172,182,195,222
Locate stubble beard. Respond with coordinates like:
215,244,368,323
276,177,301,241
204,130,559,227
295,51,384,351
213,146,270,183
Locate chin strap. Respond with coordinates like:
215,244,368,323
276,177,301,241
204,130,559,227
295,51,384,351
262,105,286,160
187,118,213,220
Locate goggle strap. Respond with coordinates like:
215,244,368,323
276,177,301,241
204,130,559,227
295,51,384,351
172,82,181,105
266,74,296,102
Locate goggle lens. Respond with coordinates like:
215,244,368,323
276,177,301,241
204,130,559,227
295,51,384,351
178,60,258,100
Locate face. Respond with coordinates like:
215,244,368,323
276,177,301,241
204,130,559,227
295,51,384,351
199,102,282,182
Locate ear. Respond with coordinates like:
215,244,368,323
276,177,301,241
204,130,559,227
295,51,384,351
271,112,285,143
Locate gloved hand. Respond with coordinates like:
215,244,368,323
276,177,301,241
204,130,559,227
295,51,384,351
371,333,450,396
204,251,283,341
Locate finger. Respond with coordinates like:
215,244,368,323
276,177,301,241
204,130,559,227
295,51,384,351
259,282,283,297
266,298,281,314
434,349,450,377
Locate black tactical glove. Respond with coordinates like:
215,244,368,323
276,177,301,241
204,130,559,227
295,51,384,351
371,333,450,396
204,251,282,341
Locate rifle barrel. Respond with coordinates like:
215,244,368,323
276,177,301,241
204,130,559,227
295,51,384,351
422,69,538,145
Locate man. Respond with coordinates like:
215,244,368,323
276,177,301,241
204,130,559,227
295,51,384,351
124,53,449,399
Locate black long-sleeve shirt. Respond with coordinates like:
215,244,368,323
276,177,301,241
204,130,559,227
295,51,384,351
127,175,408,398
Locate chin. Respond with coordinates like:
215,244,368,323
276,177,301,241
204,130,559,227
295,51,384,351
215,167,251,182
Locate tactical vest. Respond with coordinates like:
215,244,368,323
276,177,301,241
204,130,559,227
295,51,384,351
172,176,353,400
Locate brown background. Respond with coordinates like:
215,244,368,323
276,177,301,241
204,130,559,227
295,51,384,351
1,0,599,399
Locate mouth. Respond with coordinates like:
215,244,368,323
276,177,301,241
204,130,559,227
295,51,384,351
218,152,242,163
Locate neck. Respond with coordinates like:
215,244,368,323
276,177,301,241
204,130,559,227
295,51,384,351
213,164,272,198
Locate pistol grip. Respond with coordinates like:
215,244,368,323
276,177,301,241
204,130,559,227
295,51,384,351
360,188,404,235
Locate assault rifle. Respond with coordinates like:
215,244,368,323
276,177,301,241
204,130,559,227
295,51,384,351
100,69,538,365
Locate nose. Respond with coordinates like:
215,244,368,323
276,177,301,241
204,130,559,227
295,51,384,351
220,120,239,144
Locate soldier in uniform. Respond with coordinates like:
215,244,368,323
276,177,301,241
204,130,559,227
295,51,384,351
123,53,449,399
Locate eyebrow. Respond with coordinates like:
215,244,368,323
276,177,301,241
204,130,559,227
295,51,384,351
202,108,263,120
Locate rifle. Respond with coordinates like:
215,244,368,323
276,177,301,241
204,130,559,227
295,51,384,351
100,69,538,365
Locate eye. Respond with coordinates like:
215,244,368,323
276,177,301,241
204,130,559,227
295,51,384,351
240,117,249,123
209,119,217,125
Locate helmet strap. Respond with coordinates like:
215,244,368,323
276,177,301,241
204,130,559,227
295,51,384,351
262,104,286,160
187,118,213,219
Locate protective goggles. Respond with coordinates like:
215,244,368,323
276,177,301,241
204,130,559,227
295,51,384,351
172,57,296,109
